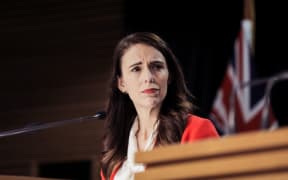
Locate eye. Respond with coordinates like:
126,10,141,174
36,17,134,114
151,63,164,71
131,66,141,72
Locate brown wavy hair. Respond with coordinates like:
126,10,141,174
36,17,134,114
101,32,193,178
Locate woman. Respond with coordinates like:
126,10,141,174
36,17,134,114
100,32,219,180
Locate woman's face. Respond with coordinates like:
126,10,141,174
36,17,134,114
118,43,169,110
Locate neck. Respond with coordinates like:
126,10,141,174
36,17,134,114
134,107,160,151
135,107,160,138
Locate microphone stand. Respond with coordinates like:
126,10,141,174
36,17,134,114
0,111,106,138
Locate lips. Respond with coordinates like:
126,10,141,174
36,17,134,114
142,88,159,94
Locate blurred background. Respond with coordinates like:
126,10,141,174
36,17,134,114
0,0,287,180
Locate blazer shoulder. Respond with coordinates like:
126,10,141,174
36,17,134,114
181,114,219,143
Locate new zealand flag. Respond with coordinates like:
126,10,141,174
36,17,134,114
210,19,278,135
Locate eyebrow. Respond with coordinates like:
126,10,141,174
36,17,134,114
151,60,165,64
129,62,142,69
128,60,165,69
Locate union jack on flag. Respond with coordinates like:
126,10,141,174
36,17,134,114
210,19,278,135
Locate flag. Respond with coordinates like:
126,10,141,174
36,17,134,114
210,19,278,135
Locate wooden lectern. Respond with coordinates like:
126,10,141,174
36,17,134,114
135,127,288,179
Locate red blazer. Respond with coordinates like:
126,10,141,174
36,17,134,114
181,114,219,143
101,115,219,180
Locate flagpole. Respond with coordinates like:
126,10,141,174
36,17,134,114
244,0,255,54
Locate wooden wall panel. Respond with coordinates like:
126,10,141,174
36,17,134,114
0,0,124,179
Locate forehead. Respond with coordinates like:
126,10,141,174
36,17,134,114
121,43,166,64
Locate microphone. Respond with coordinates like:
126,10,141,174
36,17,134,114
0,111,106,138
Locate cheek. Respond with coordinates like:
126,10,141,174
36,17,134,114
124,77,138,92
160,76,169,94
162,72,169,86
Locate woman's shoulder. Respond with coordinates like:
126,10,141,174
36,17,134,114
181,114,219,143
186,114,212,125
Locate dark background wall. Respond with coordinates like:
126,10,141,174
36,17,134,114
0,1,124,179
1,0,287,130
0,0,124,131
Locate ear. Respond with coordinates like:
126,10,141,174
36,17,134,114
117,76,126,93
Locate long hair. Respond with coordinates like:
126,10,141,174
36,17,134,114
101,32,193,178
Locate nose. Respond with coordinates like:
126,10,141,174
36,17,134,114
143,67,155,83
